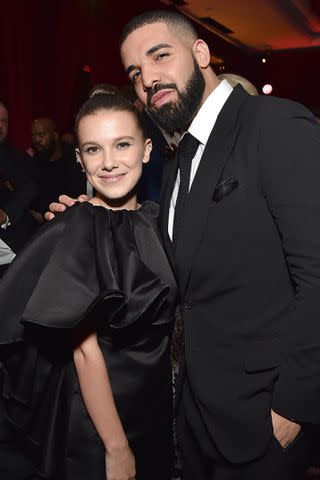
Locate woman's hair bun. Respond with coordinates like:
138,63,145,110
89,83,120,98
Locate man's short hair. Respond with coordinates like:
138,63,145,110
120,9,198,46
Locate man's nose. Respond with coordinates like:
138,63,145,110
141,63,160,90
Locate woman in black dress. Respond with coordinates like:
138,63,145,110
0,90,177,479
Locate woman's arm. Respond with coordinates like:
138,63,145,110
73,331,135,480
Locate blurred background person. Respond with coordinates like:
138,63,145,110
29,116,87,218
218,73,259,96
60,132,75,146
0,101,38,277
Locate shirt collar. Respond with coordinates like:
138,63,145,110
188,80,233,146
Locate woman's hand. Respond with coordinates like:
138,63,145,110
105,443,136,480
44,194,89,221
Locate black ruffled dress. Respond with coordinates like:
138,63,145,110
0,201,177,480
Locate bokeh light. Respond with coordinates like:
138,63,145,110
262,84,273,95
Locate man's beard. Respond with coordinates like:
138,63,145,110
147,59,205,133
35,141,56,160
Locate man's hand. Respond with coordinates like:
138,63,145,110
44,194,88,221
0,208,8,226
4,180,13,192
271,409,301,449
29,209,44,224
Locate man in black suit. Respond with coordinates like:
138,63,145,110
119,10,320,480
0,102,37,276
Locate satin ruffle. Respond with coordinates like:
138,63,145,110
0,202,175,477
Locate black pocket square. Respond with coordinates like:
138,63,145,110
211,176,239,205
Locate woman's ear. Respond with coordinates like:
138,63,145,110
75,148,85,172
193,39,211,68
143,138,152,164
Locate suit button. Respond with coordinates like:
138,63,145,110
183,300,192,309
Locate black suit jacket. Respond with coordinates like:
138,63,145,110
160,85,320,462
0,144,37,253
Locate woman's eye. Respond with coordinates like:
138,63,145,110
117,142,130,149
84,146,99,154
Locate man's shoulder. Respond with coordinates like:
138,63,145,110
0,143,11,163
0,143,27,160
0,143,34,181
243,94,314,122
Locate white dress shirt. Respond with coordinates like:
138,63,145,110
0,215,15,265
0,238,15,265
168,80,233,239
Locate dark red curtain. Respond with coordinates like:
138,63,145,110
0,0,163,149
1,0,320,149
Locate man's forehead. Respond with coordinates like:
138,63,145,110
32,123,46,132
32,120,53,132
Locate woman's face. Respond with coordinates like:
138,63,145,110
77,110,151,209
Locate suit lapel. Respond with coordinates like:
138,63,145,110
175,85,248,295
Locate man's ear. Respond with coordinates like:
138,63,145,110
143,138,152,164
193,39,211,68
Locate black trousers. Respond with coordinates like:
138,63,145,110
177,380,310,480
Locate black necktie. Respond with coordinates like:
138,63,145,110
172,132,199,249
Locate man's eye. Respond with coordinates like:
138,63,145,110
117,142,130,149
132,70,141,83
156,53,169,61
